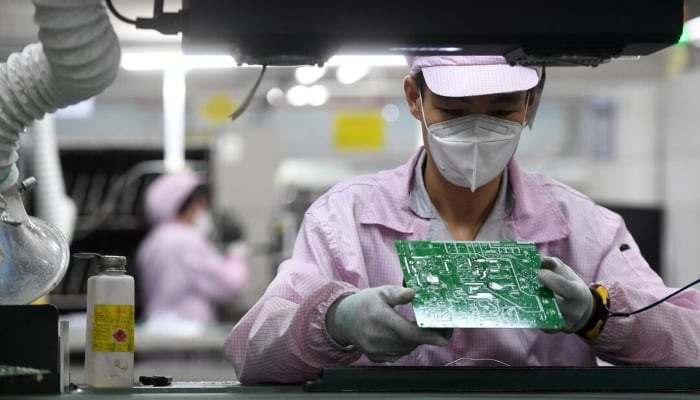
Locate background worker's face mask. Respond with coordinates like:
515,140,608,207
419,91,527,191
194,209,216,238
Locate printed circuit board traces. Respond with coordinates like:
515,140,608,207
396,240,564,329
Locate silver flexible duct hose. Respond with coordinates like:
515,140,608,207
32,114,78,242
0,0,121,194
0,0,121,244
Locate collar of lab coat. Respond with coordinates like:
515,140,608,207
358,147,571,244
506,158,571,243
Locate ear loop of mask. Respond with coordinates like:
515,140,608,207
522,91,531,127
417,82,432,131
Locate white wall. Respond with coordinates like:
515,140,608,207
583,83,662,207
517,81,662,207
660,67,700,287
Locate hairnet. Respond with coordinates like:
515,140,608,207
407,55,541,98
144,171,205,225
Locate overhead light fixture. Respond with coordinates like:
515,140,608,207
294,65,327,84
686,16,700,46
266,87,285,106
121,51,238,71
327,55,407,67
286,85,308,107
307,85,329,106
336,64,370,85
122,51,409,71
285,84,329,107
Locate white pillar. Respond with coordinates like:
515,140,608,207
162,67,187,173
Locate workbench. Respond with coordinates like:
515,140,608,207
2,385,700,400
2,366,700,399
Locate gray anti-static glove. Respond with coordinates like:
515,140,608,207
538,256,595,333
325,285,451,362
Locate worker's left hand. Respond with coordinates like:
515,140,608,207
537,256,594,333
325,286,451,362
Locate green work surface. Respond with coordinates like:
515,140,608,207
396,240,564,329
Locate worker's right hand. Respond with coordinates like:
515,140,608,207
325,285,451,363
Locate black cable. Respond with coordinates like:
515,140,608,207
104,0,136,25
229,65,268,121
105,0,181,34
152,0,165,17
607,277,700,318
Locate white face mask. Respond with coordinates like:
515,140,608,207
193,210,216,237
419,91,527,191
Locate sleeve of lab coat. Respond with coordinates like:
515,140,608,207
181,235,249,300
223,212,362,384
589,221,700,366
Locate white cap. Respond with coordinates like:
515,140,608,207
407,55,541,97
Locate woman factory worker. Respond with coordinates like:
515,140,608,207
224,56,700,384
137,171,248,327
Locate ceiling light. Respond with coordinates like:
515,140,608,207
294,66,327,84
686,16,700,46
336,64,370,85
122,52,409,71
381,104,400,122
327,55,407,67
286,85,308,107
121,51,238,71
307,85,329,106
266,88,285,106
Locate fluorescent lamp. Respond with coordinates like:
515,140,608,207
336,63,370,85
295,65,327,84
687,16,700,46
122,52,408,71
327,55,407,67
121,51,238,71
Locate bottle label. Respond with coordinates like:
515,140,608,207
91,304,135,352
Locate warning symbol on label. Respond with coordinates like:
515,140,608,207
113,329,127,343
92,304,134,352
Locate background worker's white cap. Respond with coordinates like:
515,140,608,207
407,55,541,97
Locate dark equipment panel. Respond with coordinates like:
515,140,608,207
182,0,684,66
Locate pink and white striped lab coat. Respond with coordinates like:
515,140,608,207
137,221,248,324
224,148,700,384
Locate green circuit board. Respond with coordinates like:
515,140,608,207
395,240,564,329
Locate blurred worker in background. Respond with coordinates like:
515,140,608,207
136,171,248,330
224,55,700,384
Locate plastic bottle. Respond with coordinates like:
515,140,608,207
83,253,134,388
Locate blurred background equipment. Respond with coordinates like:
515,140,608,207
0,0,121,394
268,158,360,268
38,150,208,318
